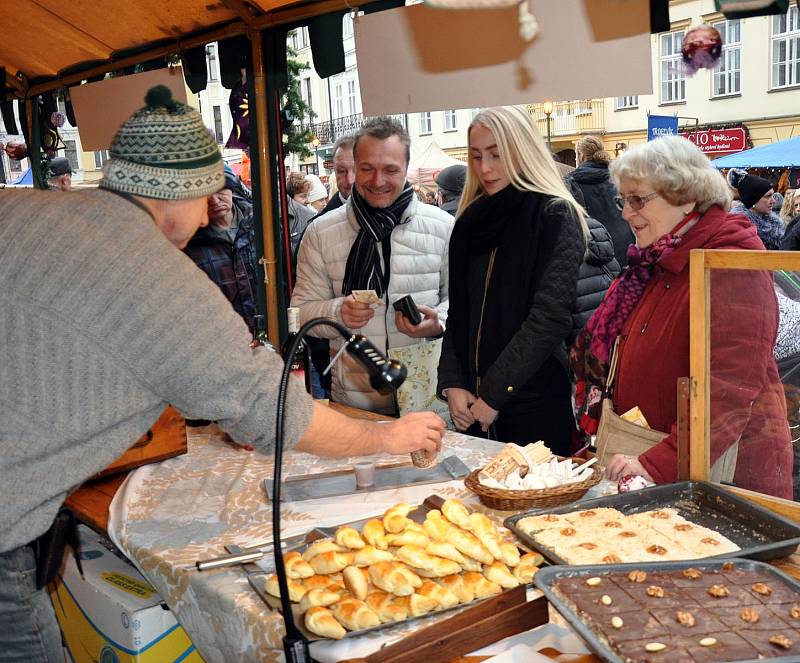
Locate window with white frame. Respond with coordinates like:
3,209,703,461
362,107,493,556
343,13,354,38
419,112,432,134
615,96,639,110
93,150,110,169
334,83,344,118
347,79,358,115
206,44,219,82
772,5,800,89
444,109,457,131
712,19,741,96
660,30,686,103
213,106,223,143
298,27,309,49
301,77,312,108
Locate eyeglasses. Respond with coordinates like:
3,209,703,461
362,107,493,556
614,192,660,212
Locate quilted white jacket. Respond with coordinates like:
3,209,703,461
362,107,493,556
291,196,454,413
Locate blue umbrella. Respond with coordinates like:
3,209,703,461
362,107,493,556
712,136,800,169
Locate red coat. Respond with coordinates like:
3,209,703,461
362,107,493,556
614,206,793,499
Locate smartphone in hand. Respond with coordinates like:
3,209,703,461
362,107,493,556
393,295,423,325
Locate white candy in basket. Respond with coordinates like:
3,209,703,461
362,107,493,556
479,457,597,491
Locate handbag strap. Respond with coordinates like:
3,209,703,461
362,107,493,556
604,336,621,399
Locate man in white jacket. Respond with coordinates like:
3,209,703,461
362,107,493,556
292,118,454,414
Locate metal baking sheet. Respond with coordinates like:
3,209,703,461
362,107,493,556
243,494,530,641
264,455,470,502
534,558,800,663
504,481,800,565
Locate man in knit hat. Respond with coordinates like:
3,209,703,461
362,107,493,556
435,163,467,215
0,86,444,661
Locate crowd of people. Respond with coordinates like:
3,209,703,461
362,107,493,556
3,83,799,660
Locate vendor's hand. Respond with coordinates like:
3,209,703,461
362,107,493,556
605,454,653,482
446,388,477,432
341,295,375,329
395,304,443,339
380,411,445,455
469,398,499,433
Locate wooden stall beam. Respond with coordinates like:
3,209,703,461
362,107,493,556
250,29,281,347
688,249,710,482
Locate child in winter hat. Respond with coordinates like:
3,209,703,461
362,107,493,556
100,85,224,200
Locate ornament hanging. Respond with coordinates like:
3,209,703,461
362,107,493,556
682,24,723,75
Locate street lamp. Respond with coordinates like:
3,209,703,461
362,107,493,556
542,100,553,153
311,135,321,174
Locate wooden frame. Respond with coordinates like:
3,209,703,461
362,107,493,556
689,249,800,521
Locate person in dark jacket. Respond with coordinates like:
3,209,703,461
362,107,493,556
570,218,621,345
728,168,784,249
566,136,633,267
435,164,467,215
781,190,800,251
314,135,356,218
437,106,587,455
185,169,258,334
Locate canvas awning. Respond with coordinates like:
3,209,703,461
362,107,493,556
407,141,464,187
712,136,800,169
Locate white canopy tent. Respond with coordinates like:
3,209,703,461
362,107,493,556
407,140,464,187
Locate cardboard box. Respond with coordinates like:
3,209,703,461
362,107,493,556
50,526,204,663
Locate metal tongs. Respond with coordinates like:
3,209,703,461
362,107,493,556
195,531,312,571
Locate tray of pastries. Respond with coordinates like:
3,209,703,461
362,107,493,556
505,481,800,565
534,558,800,662
248,496,543,640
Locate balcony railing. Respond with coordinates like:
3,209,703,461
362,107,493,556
299,112,407,145
527,100,605,137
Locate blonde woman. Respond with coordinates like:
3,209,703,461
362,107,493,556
437,106,587,454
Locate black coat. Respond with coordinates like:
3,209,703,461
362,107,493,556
782,215,800,251
437,189,583,450
570,218,620,345
566,160,633,266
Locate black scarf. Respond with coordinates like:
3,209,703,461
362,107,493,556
447,185,543,380
342,182,415,297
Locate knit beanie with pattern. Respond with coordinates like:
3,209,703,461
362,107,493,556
100,86,224,200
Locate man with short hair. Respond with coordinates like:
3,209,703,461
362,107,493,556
435,164,467,215
185,167,258,334
315,134,355,216
292,117,454,414
47,156,73,191
0,89,444,662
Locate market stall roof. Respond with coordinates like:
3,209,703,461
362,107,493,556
0,0,358,96
712,136,800,169
407,140,464,187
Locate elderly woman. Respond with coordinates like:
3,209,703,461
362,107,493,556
571,136,792,499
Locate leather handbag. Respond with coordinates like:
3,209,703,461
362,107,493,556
595,337,738,482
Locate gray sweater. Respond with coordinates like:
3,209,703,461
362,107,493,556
0,189,314,553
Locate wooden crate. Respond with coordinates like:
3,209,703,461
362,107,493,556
95,406,187,477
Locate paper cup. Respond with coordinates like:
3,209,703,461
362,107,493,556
353,461,376,488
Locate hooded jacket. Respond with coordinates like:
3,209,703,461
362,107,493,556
612,206,792,499
571,218,621,344
567,160,633,266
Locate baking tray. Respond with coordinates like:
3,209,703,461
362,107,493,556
244,494,531,641
504,481,800,564
534,558,800,663
264,455,470,502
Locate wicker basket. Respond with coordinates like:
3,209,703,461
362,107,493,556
464,460,603,511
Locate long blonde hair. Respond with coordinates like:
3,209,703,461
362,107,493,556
781,189,797,224
457,106,588,239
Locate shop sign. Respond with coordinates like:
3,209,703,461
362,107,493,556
680,127,747,154
647,115,679,141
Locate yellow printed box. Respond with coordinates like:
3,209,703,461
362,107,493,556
50,525,204,663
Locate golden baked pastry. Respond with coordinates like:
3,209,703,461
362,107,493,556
393,592,438,617
425,541,467,565
436,573,474,603
365,590,408,623
367,561,421,596
264,574,307,602
352,545,394,567
462,571,502,598
383,503,412,533
418,580,460,609
447,527,494,565
342,566,370,600
305,606,347,640
302,539,346,562
362,519,389,550
442,499,471,529
309,551,354,575
284,551,315,579
483,561,519,589
335,526,366,550
331,597,381,631
299,587,341,612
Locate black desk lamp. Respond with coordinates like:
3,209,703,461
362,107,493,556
272,317,407,662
